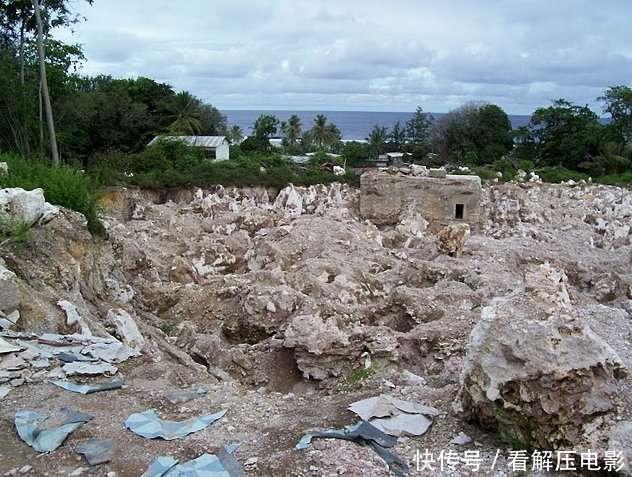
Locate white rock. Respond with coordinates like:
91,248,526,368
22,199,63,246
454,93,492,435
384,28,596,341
106,309,145,352
57,300,92,337
333,166,345,176
0,188,58,226
450,432,472,446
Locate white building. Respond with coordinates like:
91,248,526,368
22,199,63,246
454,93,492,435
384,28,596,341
148,136,230,161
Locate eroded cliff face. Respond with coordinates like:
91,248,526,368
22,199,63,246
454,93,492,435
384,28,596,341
1,180,632,476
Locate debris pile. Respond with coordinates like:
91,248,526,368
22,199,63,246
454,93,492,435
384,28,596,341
457,263,626,449
1,179,632,476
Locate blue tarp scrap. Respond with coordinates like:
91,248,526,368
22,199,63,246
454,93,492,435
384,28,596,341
145,446,245,477
75,439,113,465
15,407,92,453
125,409,227,440
296,421,409,476
51,377,123,395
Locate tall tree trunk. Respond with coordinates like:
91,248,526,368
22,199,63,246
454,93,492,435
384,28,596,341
39,80,44,159
32,0,60,166
19,19,25,85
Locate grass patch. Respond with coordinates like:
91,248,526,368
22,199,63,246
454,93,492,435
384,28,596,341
0,153,104,234
0,215,31,249
336,366,376,393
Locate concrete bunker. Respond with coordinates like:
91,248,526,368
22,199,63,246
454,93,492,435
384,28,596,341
359,170,482,231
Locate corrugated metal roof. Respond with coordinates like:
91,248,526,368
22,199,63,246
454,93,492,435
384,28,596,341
148,136,228,148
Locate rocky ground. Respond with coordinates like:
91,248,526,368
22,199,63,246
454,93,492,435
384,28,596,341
1,175,631,476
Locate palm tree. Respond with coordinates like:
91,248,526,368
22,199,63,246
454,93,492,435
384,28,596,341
229,125,243,144
168,91,202,135
367,125,389,158
311,114,329,149
282,114,302,147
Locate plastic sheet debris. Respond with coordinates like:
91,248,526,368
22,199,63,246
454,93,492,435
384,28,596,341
15,408,92,453
51,377,123,395
125,409,226,440
296,421,408,476
58,351,94,363
62,362,118,376
0,353,28,370
143,456,178,477
143,446,244,477
348,394,440,436
450,431,472,446
75,439,113,465
165,387,207,404
369,413,432,437
0,336,21,354
349,394,441,420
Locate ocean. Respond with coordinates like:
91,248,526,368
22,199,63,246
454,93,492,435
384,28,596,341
223,110,532,140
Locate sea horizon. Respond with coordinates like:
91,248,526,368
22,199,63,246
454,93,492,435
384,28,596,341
223,109,532,140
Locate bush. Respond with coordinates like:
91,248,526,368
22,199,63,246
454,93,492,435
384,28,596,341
87,146,358,190
535,166,589,183
0,153,103,234
0,215,31,249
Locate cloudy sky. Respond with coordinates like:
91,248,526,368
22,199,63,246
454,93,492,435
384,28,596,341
56,0,632,114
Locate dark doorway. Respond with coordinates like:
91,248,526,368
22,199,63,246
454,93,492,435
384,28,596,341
455,203,465,219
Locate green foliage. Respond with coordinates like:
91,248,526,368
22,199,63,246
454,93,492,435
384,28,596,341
307,114,341,152
281,114,302,149
0,153,103,234
253,114,279,140
535,166,589,183
405,106,433,146
599,85,632,144
341,141,370,167
87,143,358,190
519,99,603,170
0,214,31,249
431,102,513,164
367,125,389,158
336,366,376,392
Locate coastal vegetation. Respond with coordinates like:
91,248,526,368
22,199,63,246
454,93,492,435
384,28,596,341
0,0,631,235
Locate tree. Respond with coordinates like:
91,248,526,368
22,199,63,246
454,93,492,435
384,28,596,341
525,99,602,170
389,120,406,150
430,102,512,164
599,85,632,145
281,114,302,148
252,114,279,140
167,91,202,135
405,106,433,145
310,114,329,149
309,114,341,151
198,103,227,136
367,125,389,158
32,0,59,164
228,125,243,144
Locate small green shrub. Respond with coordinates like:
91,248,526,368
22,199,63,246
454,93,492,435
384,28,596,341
0,215,31,249
535,166,589,184
336,366,376,392
0,153,103,234
87,147,358,190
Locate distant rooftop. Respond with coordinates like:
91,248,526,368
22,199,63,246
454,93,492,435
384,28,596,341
148,136,227,148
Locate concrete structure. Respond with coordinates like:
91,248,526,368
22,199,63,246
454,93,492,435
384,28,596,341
360,171,482,230
148,136,230,161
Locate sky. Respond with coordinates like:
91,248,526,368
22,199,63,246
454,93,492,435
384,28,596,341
56,0,632,114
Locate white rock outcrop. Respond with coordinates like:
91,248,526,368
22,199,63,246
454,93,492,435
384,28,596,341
457,264,626,449
0,188,58,226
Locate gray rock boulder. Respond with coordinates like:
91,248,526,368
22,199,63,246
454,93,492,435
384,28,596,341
457,263,626,449
0,188,58,226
